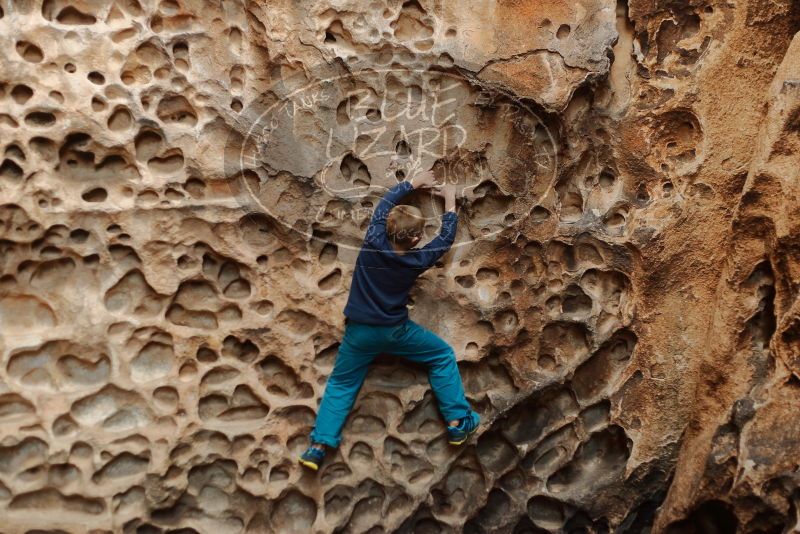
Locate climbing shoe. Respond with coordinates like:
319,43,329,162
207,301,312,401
447,411,480,445
298,445,326,471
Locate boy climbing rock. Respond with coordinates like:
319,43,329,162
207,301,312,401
299,169,480,471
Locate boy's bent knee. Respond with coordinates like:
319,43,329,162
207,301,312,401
431,348,457,366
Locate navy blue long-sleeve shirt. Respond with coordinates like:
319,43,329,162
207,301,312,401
343,180,457,325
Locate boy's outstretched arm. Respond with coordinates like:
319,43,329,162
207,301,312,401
416,183,458,267
364,170,436,246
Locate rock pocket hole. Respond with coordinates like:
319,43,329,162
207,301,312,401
16,41,43,62
395,139,411,156
91,97,106,111
25,111,56,127
4,144,25,160
598,170,615,188
318,269,342,291
11,85,34,105
55,6,97,25
82,187,107,202
69,229,89,243
531,206,550,221
456,275,475,288
0,159,23,181
87,71,105,85
108,107,133,131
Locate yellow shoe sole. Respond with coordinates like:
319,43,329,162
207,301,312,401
298,458,319,471
448,426,478,446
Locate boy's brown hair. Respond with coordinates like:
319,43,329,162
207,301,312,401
387,205,425,249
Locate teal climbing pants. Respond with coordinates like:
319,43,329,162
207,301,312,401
310,319,472,448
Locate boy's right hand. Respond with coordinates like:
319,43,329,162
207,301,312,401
434,183,458,212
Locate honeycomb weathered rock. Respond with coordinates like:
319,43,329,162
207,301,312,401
0,0,799,532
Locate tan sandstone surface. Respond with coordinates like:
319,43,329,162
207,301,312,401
0,0,799,532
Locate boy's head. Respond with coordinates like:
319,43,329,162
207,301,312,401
387,205,424,250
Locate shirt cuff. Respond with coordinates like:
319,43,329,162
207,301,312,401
395,180,414,193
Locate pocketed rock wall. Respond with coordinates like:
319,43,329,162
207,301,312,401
0,0,798,532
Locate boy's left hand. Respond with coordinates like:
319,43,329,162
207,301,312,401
410,169,437,189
